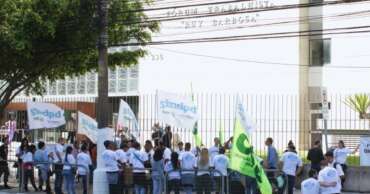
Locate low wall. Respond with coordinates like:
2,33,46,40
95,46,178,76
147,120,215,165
296,165,370,193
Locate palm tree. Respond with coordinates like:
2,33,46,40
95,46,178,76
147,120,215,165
345,94,370,119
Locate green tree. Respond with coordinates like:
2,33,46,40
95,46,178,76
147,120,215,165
0,0,158,119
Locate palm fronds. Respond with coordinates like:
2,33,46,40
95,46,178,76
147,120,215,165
345,94,370,119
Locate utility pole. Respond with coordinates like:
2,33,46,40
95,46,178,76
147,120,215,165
97,0,109,128
93,1,110,194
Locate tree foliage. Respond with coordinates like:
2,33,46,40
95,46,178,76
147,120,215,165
0,0,159,116
345,94,370,119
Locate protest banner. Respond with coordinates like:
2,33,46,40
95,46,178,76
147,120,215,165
360,136,370,166
78,112,98,143
157,91,199,129
117,99,139,138
27,101,66,129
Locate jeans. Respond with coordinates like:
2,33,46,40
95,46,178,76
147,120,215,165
311,163,321,172
196,174,211,194
287,175,295,194
54,164,64,194
181,173,195,194
152,174,164,194
245,176,258,194
24,168,37,191
79,175,88,194
0,165,9,185
134,185,146,194
167,179,180,194
63,170,76,194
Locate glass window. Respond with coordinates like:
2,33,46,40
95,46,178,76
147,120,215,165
77,76,86,94
309,38,331,66
57,80,66,95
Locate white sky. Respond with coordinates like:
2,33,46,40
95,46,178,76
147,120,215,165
138,0,370,94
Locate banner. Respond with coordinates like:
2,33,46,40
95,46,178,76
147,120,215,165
27,101,66,129
5,120,16,143
157,91,199,129
78,112,98,143
117,100,139,138
230,100,272,194
360,137,370,166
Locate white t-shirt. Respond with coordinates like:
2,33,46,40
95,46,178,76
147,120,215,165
176,149,185,156
208,146,219,165
54,143,65,163
328,162,344,177
164,162,181,180
22,152,33,163
212,154,229,176
129,150,149,173
180,151,196,174
77,152,92,175
280,152,303,176
102,149,119,172
163,148,172,161
63,154,76,170
301,178,320,194
334,147,351,164
318,166,342,194
116,149,129,164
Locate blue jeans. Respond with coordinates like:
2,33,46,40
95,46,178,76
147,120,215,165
54,164,63,194
63,170,76,194
152,174,164,194
181,173,195,194
134,185,145,194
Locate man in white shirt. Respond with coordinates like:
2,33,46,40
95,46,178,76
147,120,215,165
212,147,229,194
176,141,185,156
129,142,149,194
159,141,171,163
279,145,303,194
116,143,129,164
180,142,196,194
209,137,220,166
77,144,92,194
102,141,120,194
301,169,320,194
319,151,343,194
54,137,65,194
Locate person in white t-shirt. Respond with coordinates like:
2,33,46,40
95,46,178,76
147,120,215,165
116,143,129,164
333,140,359,184
22,144,38,192
319,151,343,194
54,137,66,194
209,137,220,166
129,142,149,194
180,142,196,194
102,140,120,194
279,145,303,194
77,144,92,194
212,147,229,194
301,169,320,194
165,152,181,194
159,141,172,163
176,141,185,156
63,146,76,194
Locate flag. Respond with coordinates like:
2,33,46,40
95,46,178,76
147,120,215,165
78,112,98,143
27,101,66,129
190,84,202,147
230,100,272,194
117,100,139,138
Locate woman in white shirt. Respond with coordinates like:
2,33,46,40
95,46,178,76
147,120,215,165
63,146,76,194
164,152,181,194
196,148,211,194
77,144,92,194
22,144,38,192
334,140,359,184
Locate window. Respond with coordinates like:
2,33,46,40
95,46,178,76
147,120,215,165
108,68,117,93
117,67,128,93
309,38,331,66
128,66,138,92
57,80,66,95
67,77,76,95
77,76,86,94
86,72,96,94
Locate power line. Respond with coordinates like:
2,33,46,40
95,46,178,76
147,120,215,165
110,25,370,46
150,47,370,69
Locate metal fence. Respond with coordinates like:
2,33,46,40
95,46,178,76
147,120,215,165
2,93,370,158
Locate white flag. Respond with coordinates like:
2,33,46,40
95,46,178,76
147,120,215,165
78,112,98,143
236,98,255,135
117,100,139,138
157,91,199,129
27,101,66,129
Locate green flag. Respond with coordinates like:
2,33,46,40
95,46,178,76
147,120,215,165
190,84,202,147
230,101,272,194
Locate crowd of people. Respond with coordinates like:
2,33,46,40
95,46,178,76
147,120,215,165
1,137,95,194
0,123,361,194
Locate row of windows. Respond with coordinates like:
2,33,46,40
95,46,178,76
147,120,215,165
45,66,138,96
